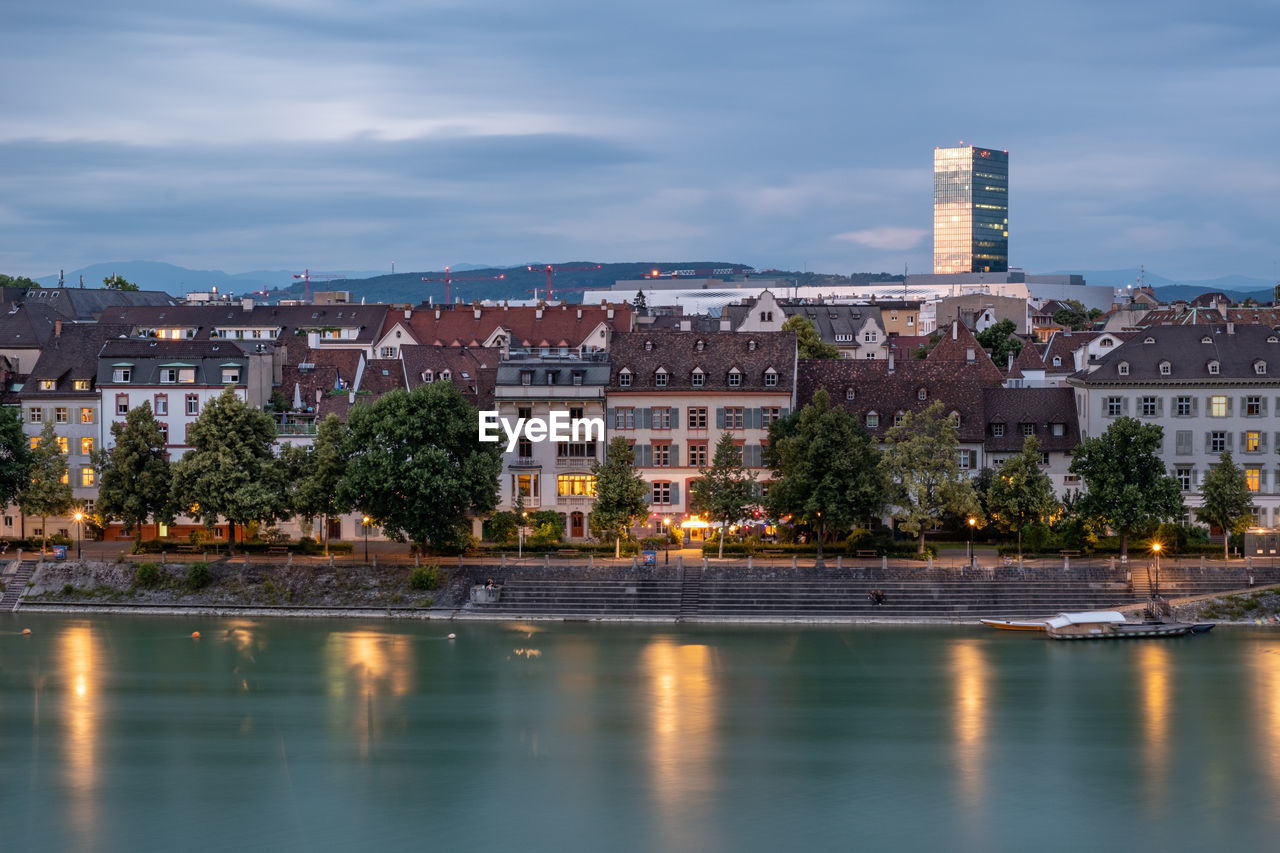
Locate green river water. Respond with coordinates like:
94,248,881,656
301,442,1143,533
3,615,1279,852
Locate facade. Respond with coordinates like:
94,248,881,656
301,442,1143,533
605,331,797,535
933,145,1009,274
1067,324,1280,526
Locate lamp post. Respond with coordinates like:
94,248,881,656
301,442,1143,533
74,510,83,560
662,517,670,564
967,517,976,567
362,515,371,563
519,511,528,559
1151,542,1162,600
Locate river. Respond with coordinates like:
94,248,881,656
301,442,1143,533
3,615,1278,852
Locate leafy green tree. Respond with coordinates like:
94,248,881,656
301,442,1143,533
633,290,648,315
764,389,885,564
0,273,39,288
93,402,173,550
1052,308,1088,331
589,436,650,558
0,405,34,512
18,422,74,554
690,432,757,558
102,273,140,291
339,382,501,553
985,436,1061,558
974,318,1024,365
1194,450,1255,561
1069,416,1183,559
171,388,285,552
782,314,840,359
283,414,348,555
881,401,981,554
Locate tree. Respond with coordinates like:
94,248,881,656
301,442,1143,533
0,273,39,288
18,422,74,554
764,389,885,564
782,314,840,359
1052,308,1088,331
102,273,140,291
283,414,348,556
1069,416,1183,559
633,289,648,315
171,388,286,552
589,436,649,558
1195,450,1255,561
974,318,1024,365
881,401,981,554
0,405,34,513
339,382,501,553
690,433,757,558
985,436,1061,558
93,402,173,550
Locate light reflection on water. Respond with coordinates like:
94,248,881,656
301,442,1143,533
7,618,1280,851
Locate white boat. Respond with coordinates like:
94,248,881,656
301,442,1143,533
1044,611,1196,640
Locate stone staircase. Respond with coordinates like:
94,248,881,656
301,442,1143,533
483,577,682,619
678,567,703,621
1,560,39,611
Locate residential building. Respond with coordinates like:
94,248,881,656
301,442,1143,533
933,145,1009,274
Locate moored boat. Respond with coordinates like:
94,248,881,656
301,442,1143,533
979,618,1047,631
1044,611,1197,640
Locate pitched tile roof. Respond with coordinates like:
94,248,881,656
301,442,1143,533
607,330,796,393
395,302,630,349
1070,323,1280,384
982,387,1080,453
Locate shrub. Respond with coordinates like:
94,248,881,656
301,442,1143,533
186,562,212,591
135,562,161,588
529,522,562,547
409,564,440,591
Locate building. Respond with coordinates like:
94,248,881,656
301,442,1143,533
1066,324,1280,526
934,145,1009,274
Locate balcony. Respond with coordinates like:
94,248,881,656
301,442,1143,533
556,455,598,468
556,495,594,507
275,420,318,436
511,456,540,468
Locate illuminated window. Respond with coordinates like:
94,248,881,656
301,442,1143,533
38,379,56,390
1210,396,1227,417
30,436,40,450
556,474,596,497
1246,432,1261,452
81,437,94,455
80,408,94,424
55,436,68,453
1246,468,1261,492
81,466,95,487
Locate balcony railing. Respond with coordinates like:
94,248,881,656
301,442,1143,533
556,495,594,506
275,421,319,436
555,455,598,467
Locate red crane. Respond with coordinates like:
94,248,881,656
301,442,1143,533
643,267,756,279
526,264,602,302
420,267,506,305
292,269,343,303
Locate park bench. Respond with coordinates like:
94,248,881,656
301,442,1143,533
761,549,785,558
1059,549,1081,557
855,550,878,558
267,546,289,557
175,544,198,554
556,549,582,558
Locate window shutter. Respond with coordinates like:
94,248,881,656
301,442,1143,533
716,407,725,429
1157,397,1164,415
670,444,680,466
640,408,652,429
606,408,614,429
1262,432,1270,450
1262,469,1269,488
1122,397,1130,414
781,407,790,419
1227,398,1234,415
1228,432,1235,448
670,482,680,504
1204,432,1211,452
670,408,679,429
969,450,977,468
1192,398,1199,415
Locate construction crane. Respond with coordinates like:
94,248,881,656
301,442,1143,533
526,264,602,302
421,267,506,305
292,269,343,303
643,267,757,279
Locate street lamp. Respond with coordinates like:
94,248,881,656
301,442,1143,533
662,517,671,564
519,511,528,559
1151,541,1162,601
362,515,371,563
967,517,976,567
74,510,83,560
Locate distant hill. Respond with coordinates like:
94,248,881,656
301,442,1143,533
1055,268,1276,305
33,262,390,297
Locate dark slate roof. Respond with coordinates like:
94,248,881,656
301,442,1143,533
0,301,62,349
96,339,262,386
606,330,796,392
1070,323,1280,385
402,346,496,408
495,356,611,388
781,304,883,346
19,323,133,397
796,357,998,443
981,387,1080,453
0,287,177,321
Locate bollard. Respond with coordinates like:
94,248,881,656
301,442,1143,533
836,555,843,570
747,555,753,571
1109,556,1115,572
329,554,335,568
161,551,166,565
792,555,798,570
1200,555,1206,573
588,554,593,568
1063,554,1070,571
544,554,551,570
501,553,507,568
287,553,293,566
676,554,683,570
703,556,708,570
927,555,933,570
882,556,888,573
1247,555,1253,572
372,554,377,568
632,556,639,570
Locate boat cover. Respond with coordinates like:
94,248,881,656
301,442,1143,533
1044,611,1128,629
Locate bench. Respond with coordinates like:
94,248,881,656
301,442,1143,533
556,549,582,558
267,546,289,557
855,550,878,558
761,549,785,558
175,544,198,554
1059,550,1081,557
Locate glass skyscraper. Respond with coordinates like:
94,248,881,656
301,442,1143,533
933,145,1008,274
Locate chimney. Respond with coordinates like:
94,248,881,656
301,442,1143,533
404,308,411,319
607,308,614,319
1227,322,1235,335
1007,353,1014,371
577,308,583,320
474,306,482,320
535,307,544,320
54,319,62,338
952,320,958,340
888,351,895,372
241,297,254,311
680,319,691,332
719,318,731,331
435,308,441,320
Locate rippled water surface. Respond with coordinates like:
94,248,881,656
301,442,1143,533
3,615,1279,852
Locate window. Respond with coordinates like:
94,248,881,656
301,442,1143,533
1246,431,1261,452
518,406,532,421
613,408,635,430
222,369,241,384
727,369,741,388
1210,432,1227,453
1175,466,1193,491
764,369,777,388
1176,396,1193,417
556,441,597,459
618,370,632,388
556,474,596,496
652,481,672,505
864,330,878,343
1141,397,1158,417
1106,397,1123,417
160,368,178,384
159,423,168,444
1022,423,1035,437
55,407,68,423
1257,361,1268,376
949,411,961,429
38,379,56,391
1118,362,1129,376
81,437,93,455
691,369,704,388
1160,361,1171,376
845,388,855,401
1175,430,1193,455
917,387,927,401
724,407,744,429
512,473,539,499
186,394,199,416
28,407,42,423
652,407,672,429
155,395,168,415
1052,423,1065,436
380,347,397,358
958,449,974,470
81,466,95,487
1246,468,1261,492
116,395,129,416
688,408,708,429
1210,396,1227,417
517,438,533,460
1246,396,1263,416
1208,361,1220,375
894,412,905,427
991,423,1005,437
55,436,68,453
653,444,671,467
520,371,532,386
688,442,708,468
80,408,94,424
112,367,132,382
654,369,668,388
867,412,879,429
1052,356,1062,367
761,407,782,427
30,436,40,450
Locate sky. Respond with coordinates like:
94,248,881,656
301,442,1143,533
2,0,1278,282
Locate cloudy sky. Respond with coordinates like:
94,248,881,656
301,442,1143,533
2,0,1277,281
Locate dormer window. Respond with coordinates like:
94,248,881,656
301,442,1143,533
1256,360,1267,375
747,339,758,352
917,387,927,401
845,388,855,401
691,368,704,388
1052,356,1062,367
1160,361,1171,376
1099,338,1113,348
654,368,668,388
764,368,777,388
38,380,56,391
866,411,879,428
695,339,705,351
423,370,434,383
1201,335,1213,344
441,370,451,381
644,340,654,352
894,411,905,426
949,411,961,428
619,368,632,388
728,368,742,388
1208,360,1220,375
1143,336,1156,344
1118,362,1129,376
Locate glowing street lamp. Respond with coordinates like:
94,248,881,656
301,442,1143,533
1151,541,1162,601
74,510,84,560
362,515,372,562
967,516,976,566
662,516,671,564
519,511,528,559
